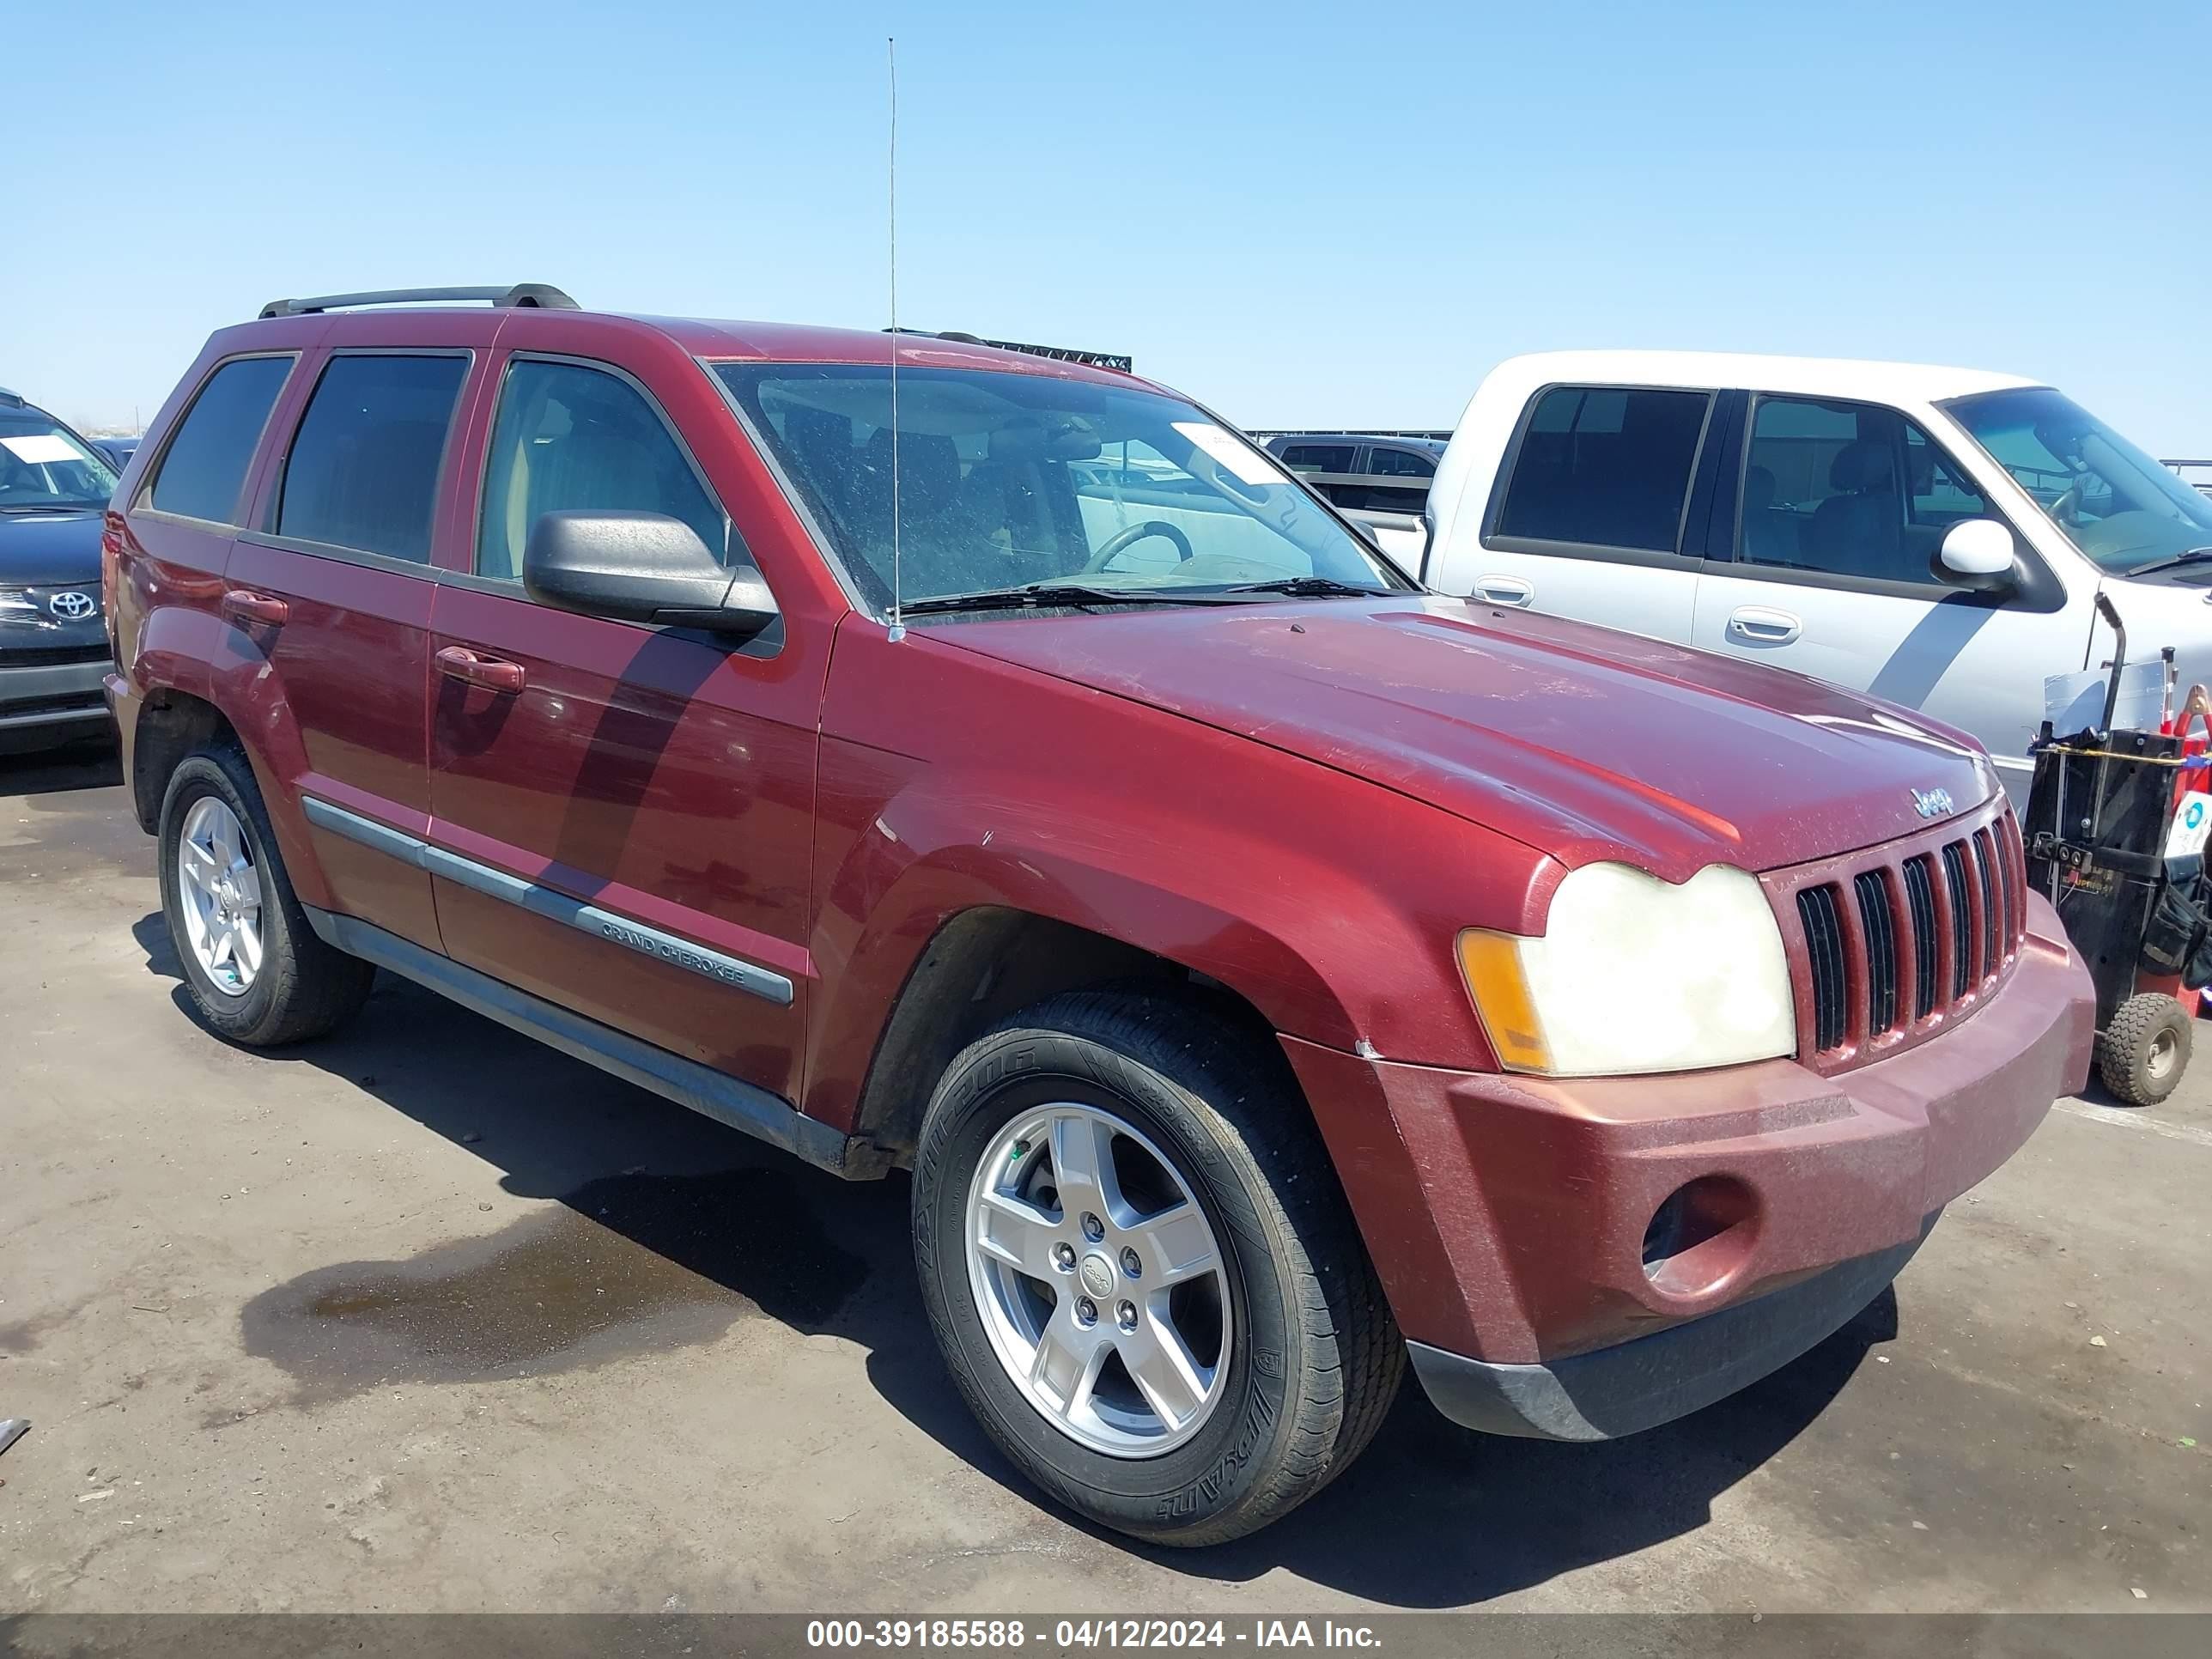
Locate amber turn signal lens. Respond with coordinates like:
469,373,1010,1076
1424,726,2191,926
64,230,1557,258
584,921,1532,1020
1455,928,1552,1073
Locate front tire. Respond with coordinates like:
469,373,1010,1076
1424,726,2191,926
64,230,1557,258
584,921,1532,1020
157,747,373,1047
912,991,1402,1546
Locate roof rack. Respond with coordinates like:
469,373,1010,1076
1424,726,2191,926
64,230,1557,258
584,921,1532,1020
891,328,1133,374
258,283,579,320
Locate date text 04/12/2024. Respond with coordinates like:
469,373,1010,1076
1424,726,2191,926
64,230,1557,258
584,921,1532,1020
805,1620,1383,1650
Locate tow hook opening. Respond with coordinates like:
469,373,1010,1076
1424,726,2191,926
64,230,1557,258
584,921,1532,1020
1641,1175,1759,1297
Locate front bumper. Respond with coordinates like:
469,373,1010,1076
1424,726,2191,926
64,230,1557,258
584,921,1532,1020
1284,891,2095,1439
0,651,112,733
1407,1215,1933,1440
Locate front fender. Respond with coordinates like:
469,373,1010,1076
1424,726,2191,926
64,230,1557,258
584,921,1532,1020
799,740,1548,1131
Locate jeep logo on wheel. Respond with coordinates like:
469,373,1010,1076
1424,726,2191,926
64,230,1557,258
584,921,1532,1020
1079,1253,1115,1297
47,591,97,621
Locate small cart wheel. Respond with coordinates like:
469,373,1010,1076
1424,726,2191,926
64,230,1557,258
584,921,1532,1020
2097,994,2194,1107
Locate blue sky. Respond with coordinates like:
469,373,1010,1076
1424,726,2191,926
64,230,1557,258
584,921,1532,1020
8,2,2208,451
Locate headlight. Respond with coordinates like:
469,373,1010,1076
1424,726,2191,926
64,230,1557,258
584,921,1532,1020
1457,862,1796,1076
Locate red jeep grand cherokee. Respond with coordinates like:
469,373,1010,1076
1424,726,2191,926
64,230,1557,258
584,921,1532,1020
102,285,2094,1545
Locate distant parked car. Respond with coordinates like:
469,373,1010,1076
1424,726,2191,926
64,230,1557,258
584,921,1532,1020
96,436,142,471
1262,433,1445,514
0,386,119,752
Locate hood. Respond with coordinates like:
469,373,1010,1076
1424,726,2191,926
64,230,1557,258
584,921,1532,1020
0,508,105,585
933,597,1998,878
2099,574,2212,724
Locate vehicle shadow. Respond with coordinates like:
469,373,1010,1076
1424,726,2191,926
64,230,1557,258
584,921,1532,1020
133,912,1885,1606
0,735,120,795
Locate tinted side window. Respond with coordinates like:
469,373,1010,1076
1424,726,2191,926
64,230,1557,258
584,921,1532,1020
476,359,730,581
1495,386,1710,552
1739,396,1991,585
275,355,468,562
1281,443,1355,474
147,356,293,524
1367,447,1435,479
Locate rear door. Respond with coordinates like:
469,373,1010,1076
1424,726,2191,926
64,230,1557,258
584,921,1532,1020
423,341,823,1102
1690,392,2083,804
1455,383,1714,638
228,328,484,949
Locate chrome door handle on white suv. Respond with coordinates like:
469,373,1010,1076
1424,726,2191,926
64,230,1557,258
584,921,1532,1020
1727,605,1802,646
1476,575,1534,607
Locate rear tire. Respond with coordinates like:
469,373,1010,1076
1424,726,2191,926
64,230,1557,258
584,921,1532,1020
911,990,1402,1546
156,747,373,1046
2097,992,2191,1107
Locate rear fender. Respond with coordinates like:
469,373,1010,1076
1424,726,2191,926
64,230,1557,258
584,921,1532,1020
128,603,330,908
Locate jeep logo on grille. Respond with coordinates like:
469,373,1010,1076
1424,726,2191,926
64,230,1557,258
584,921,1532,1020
1911,787,1954,820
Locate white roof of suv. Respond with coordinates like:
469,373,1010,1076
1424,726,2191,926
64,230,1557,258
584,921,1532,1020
1481,350,2042,407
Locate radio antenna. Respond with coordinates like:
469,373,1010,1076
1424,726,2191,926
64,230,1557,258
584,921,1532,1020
885,35,905,643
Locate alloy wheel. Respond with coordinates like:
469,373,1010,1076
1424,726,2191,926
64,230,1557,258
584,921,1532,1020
176,796,264,997
963,1102,1231,1457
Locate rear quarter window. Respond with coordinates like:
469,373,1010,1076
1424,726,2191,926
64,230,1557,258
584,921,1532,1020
1494,386,1711,553
146,356,295,525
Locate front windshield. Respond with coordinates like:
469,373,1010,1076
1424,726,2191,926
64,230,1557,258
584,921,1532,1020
714,362,1409,612
1945,386,2212,574
0,410,120,510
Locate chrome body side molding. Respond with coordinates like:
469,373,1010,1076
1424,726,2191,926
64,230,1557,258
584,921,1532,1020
300,795,794,1006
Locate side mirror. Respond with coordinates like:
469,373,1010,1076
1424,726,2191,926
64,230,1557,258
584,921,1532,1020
1937,518,2018,593
523,510,777,641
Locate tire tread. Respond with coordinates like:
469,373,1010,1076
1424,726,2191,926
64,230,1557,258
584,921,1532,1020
2097,991,2191,1107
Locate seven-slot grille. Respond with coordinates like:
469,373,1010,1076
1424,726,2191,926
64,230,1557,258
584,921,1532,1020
1790,810,2026,1065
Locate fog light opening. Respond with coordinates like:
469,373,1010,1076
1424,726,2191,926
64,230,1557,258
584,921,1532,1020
1641,1175,1759,1297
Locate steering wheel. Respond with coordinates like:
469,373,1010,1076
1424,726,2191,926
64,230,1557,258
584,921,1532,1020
1082,520,1194,574
2047,482,2082,527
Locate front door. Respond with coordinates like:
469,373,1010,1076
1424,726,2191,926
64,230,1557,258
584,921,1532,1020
228,343,480,950
1691,392,2083,805
425,350,820,1101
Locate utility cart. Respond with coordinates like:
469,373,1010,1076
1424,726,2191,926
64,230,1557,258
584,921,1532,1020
2023,600,2212,1105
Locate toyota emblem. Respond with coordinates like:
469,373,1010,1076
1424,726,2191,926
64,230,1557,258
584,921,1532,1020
47,591,97,622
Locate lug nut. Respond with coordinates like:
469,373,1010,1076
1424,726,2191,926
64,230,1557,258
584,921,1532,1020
1115,1300,1138,1334
1119,1247,1141,1279
1053,1242,1076,1273
1074,1297,1098,1326
1081,1212,1105,1242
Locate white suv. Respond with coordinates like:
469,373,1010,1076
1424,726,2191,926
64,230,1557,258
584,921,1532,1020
1421,351,2212,804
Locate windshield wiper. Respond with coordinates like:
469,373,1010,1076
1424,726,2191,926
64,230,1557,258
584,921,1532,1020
2127,546,2212,576
897,582,1249,617
1218,574,1389,599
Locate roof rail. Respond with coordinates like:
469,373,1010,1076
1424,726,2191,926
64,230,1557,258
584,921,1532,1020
258,283,580,320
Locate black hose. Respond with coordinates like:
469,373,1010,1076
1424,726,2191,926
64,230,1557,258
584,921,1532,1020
2096,591,2128,732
